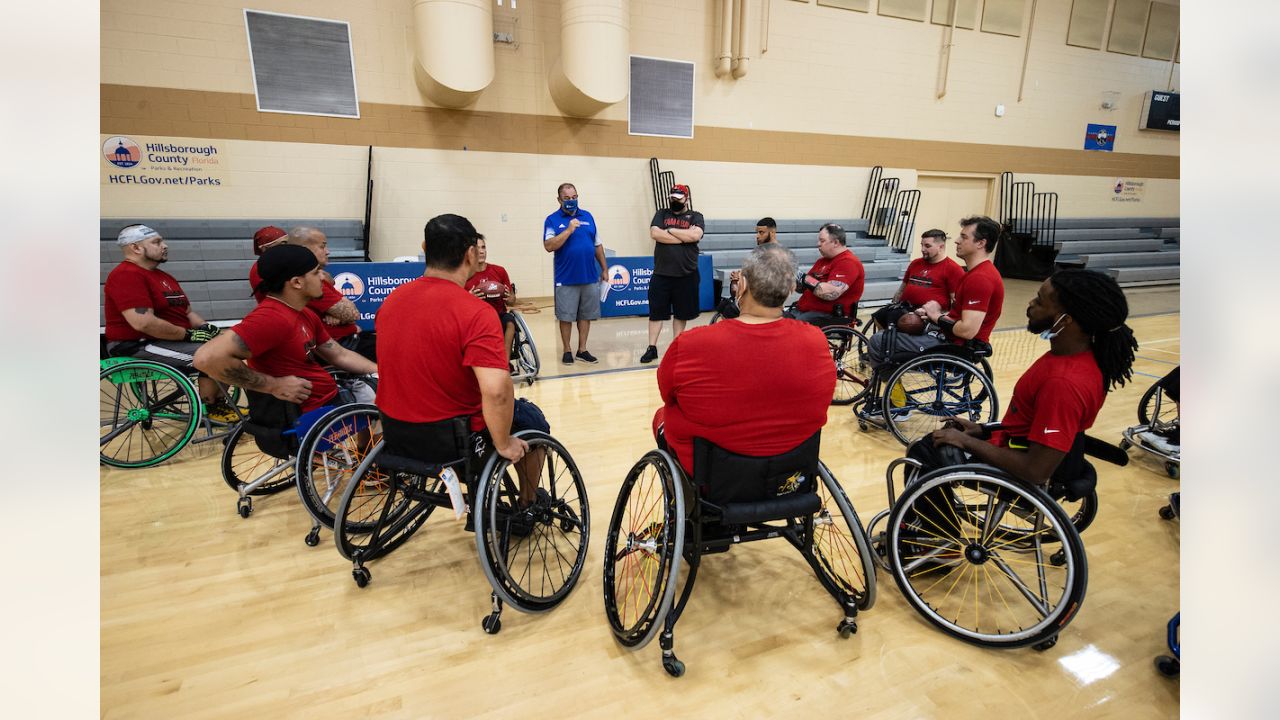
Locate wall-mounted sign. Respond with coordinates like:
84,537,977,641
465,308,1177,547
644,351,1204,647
1084,123,1117,152
101,135,225,187
1111,178,1146,203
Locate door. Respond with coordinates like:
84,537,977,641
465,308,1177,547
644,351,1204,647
914,176,994,262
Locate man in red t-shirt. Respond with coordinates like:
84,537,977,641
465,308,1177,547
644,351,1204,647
194,245,377,414
918,215,1005,348
248,226,376,361
376,213,549,505
463,236,520,361
789,223,865,328
925,269,1137,487
870,229,964,330
103,224,237,421
654,244,834,473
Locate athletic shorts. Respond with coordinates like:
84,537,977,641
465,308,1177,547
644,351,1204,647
106,339,200,371
554,283,601,322
648,272,700,322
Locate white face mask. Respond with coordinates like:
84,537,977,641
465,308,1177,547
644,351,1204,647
1039,313,1067,341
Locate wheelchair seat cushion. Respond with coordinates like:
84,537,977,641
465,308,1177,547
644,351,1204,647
243,391,302,459
720,492,822,525
380,413,471,468
692,432,822,507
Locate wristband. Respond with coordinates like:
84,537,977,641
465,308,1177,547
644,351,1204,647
937,315,956,330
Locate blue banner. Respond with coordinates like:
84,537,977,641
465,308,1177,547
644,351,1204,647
600,255,714,318
327,261,424,331
1084,123,1117,152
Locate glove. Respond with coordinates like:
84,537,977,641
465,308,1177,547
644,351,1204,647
185,323,221,343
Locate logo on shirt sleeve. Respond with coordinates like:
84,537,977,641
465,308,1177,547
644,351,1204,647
545,228,556,240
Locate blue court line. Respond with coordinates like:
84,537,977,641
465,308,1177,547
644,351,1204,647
1133,370,1163,379
1136,355,1178,366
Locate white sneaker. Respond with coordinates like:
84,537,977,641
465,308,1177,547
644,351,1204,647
1139,431,1179,456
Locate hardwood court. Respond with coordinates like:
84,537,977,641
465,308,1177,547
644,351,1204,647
102,309,1180,719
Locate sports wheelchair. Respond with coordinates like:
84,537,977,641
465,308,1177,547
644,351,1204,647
100,356,244,469
1120,366,1180,479
509,311,540,386
603,432,877,677
331,416,590,634
840,323,999,446
864,430,1126,650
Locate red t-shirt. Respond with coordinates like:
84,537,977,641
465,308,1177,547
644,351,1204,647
375,277,508,431
795,250,864,316
900,256,964,310
103,262,193,341
656,319,835,473
231,298,337,413
464,263,514,316
945,260,1004,344
990,350,1105,454
249,262,357,339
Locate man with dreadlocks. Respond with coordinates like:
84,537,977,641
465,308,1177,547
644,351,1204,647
925,268,1138,487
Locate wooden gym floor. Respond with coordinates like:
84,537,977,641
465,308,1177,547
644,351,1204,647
101,283,1180,719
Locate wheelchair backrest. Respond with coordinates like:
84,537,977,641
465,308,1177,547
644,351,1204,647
691,432,822,506
380,413,472,476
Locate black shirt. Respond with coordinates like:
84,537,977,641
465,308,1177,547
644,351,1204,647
650,208,706,277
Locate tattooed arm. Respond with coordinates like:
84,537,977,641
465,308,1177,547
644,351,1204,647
123,307,188,341
193,331,313,404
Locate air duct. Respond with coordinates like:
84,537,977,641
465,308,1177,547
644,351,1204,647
715,0,733,77
549,1,630,117
412,0,494,108
731,0,750,79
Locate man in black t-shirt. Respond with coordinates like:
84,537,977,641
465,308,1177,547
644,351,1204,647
641,183,705,364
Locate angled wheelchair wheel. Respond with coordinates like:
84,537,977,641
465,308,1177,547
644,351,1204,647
1138,381,1178,428
824,326,872,406
100,359,201,468
883,355,999,447
603,449,687,649
295,403,381,530
809,463,877,611
220,422,295,496
1056,491,1098,535
333,442,438,563
475,431,591,613
887,467,1087,648
511,313,540,383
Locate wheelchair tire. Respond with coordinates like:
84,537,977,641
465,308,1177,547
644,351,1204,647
100,359,201,468
603,449,686,649
882,355,1000,447
807,463,878,611
333,442,438,562
1138,380,1178,428
824,326,872,406
220,422,296,496
886,467,1087,649
294,403,381,530
1059,490,1098,535
475,431,590,613
510,313,540,383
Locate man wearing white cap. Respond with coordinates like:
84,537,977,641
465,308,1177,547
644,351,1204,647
103,224,238,422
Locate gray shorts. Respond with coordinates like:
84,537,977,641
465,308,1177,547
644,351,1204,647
107,339,201,370
554,283,601,322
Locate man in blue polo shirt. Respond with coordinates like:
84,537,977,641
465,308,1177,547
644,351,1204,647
543,182,608,364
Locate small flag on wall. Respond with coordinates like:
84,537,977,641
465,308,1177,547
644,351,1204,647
1084,123,1117,152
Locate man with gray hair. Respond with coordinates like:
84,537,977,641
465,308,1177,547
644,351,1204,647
651,244,836,472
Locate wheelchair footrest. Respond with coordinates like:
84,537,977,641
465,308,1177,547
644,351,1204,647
720,493,821,525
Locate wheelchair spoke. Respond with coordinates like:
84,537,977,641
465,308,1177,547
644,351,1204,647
988,553,1051,618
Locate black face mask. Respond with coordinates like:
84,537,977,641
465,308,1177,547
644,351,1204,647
669,200,685,212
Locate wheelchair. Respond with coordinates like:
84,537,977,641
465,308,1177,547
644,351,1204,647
509,311,540,386
331,416,590,634
848,324,999,446
864,430,1125,650
602,432,877,677
100,356,244,469
1120,367,1180,479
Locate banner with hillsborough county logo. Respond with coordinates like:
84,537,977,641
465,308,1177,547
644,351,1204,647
327,262,424,331
101,135,226,187
600,255,714,318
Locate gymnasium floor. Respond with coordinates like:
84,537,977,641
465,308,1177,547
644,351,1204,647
101,282,1181,718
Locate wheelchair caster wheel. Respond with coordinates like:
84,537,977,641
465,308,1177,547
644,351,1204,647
352,567,371,588
237,497,252,519
1118,439,1131,451
662,656,686,678
857,420,868,432
1049,549,1066,567
304,528,321,547
1032,636,1058,652
836,619,858,638
1159,504,1176,520
1155,655,1180,678
481,614,502,635
1164,462,1179,479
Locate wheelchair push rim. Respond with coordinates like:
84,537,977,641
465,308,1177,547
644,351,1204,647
295,403,382,530
883,355,1000,447
100,359,201,468
824,326,872,406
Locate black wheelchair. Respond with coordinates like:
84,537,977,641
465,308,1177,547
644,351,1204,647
509,311,540,386
603,432,877,677
330,415,590,634
865,430,1125,650
1120,366,1180,479
100,356,244,469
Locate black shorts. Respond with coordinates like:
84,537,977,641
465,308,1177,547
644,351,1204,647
648,272,700,321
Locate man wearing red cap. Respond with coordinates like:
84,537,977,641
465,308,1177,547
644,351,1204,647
642,183,705,364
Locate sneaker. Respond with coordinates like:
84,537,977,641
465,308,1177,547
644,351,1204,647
561,351,574,364
575,350,599,364
639,345,659,364
205,401,242,424
889,407,914,423
1139,431,1179,456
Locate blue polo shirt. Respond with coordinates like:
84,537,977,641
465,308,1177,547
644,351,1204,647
543,207,601,286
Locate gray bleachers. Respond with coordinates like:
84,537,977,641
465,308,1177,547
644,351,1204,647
1051,216,1180,287
100,218,366,325
1054,217,1178,230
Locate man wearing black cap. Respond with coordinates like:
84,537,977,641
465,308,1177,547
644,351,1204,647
194,245,377,412
642,183,705,364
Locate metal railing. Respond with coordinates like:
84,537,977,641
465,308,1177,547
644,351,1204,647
649,158,678,212
999,171,1058,248
861,166,919,251
887,189,921,252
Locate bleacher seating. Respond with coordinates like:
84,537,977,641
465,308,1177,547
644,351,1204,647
1052,217,1179,287
100,219,366,325
699,218,909,308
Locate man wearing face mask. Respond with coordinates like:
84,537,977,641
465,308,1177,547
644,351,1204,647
642,184,706,364
543,182,608,365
